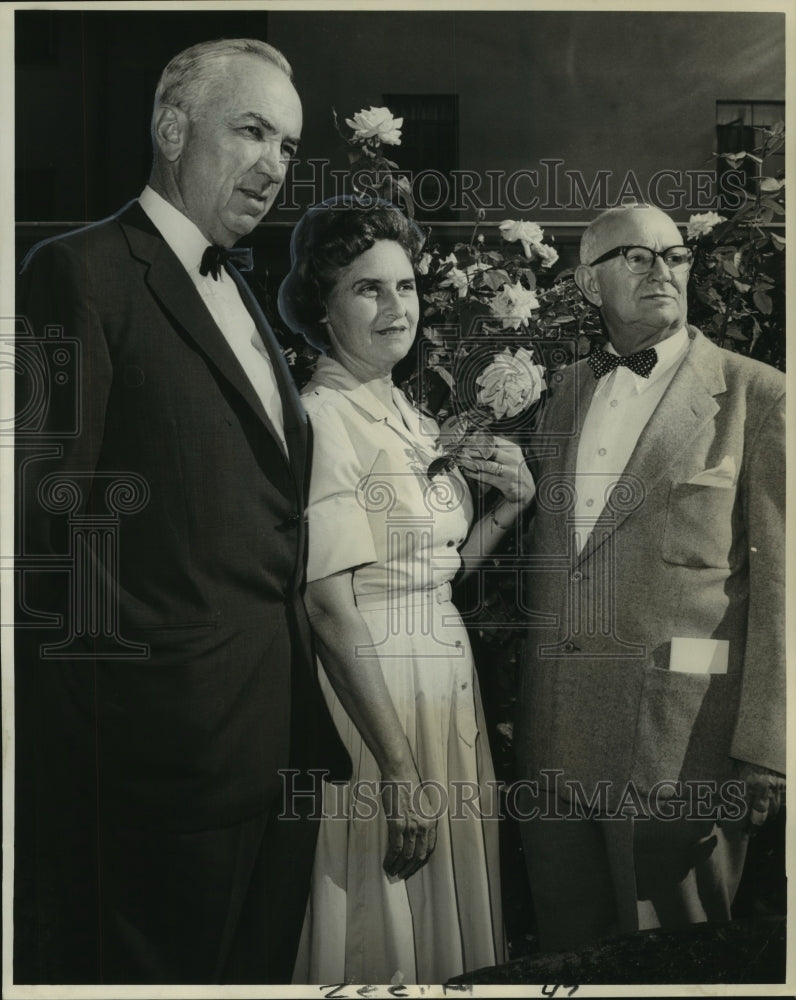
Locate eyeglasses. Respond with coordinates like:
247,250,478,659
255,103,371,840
588,245,694,274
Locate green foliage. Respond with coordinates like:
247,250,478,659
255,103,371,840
686,121,786,371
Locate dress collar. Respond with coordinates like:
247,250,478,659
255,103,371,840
307,355,440,456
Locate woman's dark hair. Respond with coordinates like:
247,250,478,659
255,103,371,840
278,195,426,352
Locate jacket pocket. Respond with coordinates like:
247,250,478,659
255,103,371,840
630,666,739,795
661,481,737,568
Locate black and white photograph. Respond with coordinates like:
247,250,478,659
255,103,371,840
2,2,791,996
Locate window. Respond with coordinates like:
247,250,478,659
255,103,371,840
383,94,459,219
715,100,785,208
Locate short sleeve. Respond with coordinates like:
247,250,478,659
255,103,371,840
304,395,378,583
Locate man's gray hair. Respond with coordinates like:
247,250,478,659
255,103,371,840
152,38,293,129
579,203,653,265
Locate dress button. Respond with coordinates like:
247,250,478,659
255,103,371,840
598,448,607,456
446,539,455,547
585,498,594,508
610,399,619,408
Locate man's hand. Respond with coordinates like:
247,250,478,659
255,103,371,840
380,779,439,880
732,759,786,832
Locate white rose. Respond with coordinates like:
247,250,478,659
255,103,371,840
490,281,539,328
439,267,469,297
438,255,469,297
345,106,403,145
686,212,727,239
499,219,545,258
476,347,546,420
532,243,559,269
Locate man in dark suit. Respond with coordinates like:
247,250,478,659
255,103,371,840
15,38,347,984
515,204,785,952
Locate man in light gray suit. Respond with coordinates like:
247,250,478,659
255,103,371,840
515,204,785,952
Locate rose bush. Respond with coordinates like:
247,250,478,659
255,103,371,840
686,120,785,370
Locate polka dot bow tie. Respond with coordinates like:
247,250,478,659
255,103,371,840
199,244,255,281
587,345,658,379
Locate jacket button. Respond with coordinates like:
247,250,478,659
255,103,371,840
571,570,583,582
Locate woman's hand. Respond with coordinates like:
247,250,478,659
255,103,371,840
457,435,535,506
380,777,439,879
306,573,440,881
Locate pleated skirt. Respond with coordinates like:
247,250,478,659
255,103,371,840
292,585,505,985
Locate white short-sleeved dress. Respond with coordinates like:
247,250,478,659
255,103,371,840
292,356,505,985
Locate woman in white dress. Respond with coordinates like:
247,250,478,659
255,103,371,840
278,197,535,985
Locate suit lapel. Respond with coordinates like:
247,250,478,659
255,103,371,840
578,331,724,566
225,263,308,479
539,360,597,559
561,360,598,478
119,203,302,477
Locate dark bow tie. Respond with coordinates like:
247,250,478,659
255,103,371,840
199,244,254,280
587,345,658,379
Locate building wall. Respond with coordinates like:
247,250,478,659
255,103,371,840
15,9,785,234
270,10,785,224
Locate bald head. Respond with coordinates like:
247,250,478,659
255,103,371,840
579,205,682,265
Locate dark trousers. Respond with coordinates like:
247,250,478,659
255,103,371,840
100,803,319,984
15,802,318,985
518,789,749,954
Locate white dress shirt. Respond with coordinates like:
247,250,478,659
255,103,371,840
573,327,689,547
138,186,286,451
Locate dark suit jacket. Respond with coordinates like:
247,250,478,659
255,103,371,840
15,201,349,977
515,329,785,811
